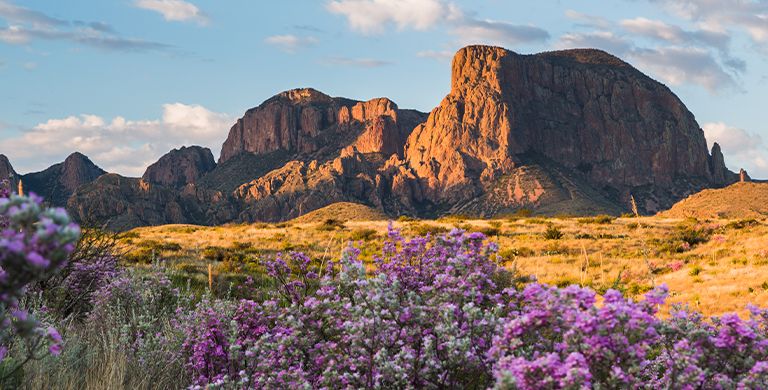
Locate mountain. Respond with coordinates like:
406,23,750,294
399,46,734,215
21,45,751,229
23,152,107,207
0,154,19,190
143,146,216,188
0,152,105,207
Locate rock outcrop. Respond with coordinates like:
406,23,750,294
33,45,751,228
143,146,216,188
400,46,735,214
0,154,18,187
219,88,426,163
24,152,106,207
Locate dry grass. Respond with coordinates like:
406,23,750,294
122,216,768,317
660,182,768,219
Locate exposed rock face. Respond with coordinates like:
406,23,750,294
710,143,727,185
60,45,747,227
143,146,216,188
219,88,426,163
67,174,187,230
401,46,735,213
24,152,106,207
0,154,18,187
67,172,238,230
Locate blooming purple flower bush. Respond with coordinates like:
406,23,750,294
0,182,80,375
181,228,768,389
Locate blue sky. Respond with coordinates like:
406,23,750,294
1,0,767,177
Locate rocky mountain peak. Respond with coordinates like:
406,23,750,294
0,154,19,191
275,88,334,105
218,88,427,163
404,45,733,214
143,146,216,188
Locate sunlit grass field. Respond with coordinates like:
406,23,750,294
121,210,768,317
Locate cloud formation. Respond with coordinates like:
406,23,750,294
0,0,172,52
628,47,738,92
327,0,458,34
646,0,768,49
703,122,768,178
264,34,319,53
323,56,392,67
451,18,549,47
557,10,743,93
134,0,208,25
327,0,548,47
0,104,233,176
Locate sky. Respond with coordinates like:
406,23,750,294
1,0,767,178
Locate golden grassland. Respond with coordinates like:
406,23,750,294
120,213,768,318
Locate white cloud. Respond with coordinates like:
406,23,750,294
0,103,233,176
451,18,549,47
620,17,730,51
556,31,633,55
645,0,768,49
323,56,392,67
134,0,207,25
0,25,30,44
0,2,172,52
264,34,319,53
327,0,458,34
628,47,737,92
703,122,768,178
327,0,548,48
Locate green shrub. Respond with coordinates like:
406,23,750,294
123,248,155,264
350,228,378,241
471,226,501,237
689,265,703,276
577,215,615,224
202,246,228,262
397,215,417,222
317,218,346,231
675,224,712,246
232,241,253,250
174,262,200,273
726,219,759,230
543,225,564,240
411,223,450,236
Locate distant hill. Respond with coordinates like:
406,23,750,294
291,202,389,223
659,182,768,219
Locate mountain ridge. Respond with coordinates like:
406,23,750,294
1,45,750,229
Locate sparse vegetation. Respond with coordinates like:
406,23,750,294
543,224,564,240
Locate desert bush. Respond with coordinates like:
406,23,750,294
202,246,228,262
410,223,450,236
543,224,564,240
317,218,345,231
726,218,760,230
675,224,713,246
577,214,615,224
123,247,155,263
689,265,703,276
349,228,377,241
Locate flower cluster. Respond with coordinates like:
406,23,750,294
182,227,768,389
0,187,80,362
